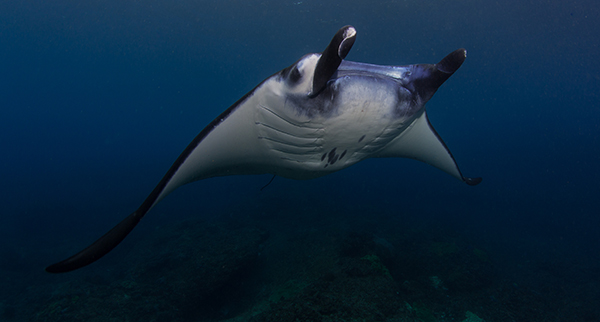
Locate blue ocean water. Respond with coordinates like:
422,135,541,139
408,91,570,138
1,0,599,321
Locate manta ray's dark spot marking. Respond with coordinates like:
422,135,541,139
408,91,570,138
340,150,347,160
331,155,339,164
323,147,343,167
328,148,337,160
358,135,365,143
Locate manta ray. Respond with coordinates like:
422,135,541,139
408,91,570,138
46,26,481,273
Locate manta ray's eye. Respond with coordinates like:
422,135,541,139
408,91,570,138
288,66,302,83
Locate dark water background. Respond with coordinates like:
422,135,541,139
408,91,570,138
1,0,599,321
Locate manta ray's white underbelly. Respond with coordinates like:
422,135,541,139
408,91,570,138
255,87,408,179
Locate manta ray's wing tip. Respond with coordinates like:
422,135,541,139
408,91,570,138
464,177,482,186
45,211,143,273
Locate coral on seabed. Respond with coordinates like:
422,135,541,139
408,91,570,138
360,254,392,279
462,310,485,322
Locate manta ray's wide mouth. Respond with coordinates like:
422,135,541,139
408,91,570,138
336,61,412,81
330,66,417,104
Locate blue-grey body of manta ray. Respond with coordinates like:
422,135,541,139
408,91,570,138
46,25,481,273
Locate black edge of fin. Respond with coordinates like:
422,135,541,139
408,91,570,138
422,113,482,187
435,49,481,186
309,25,356,98
45,211,142,273
464,177,482,186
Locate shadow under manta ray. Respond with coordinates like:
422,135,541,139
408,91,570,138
46,25,481,273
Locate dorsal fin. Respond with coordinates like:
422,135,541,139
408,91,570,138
309,25,356,97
